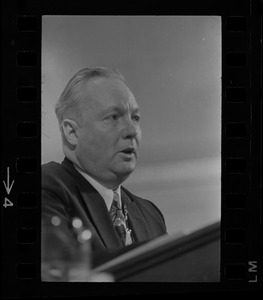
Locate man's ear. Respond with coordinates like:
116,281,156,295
61,119,80,146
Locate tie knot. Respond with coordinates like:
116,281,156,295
113,191,121,210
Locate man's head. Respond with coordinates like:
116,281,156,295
55,68,142,189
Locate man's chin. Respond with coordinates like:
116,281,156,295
114,162,136,177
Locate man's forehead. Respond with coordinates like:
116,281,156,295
82,77,138,107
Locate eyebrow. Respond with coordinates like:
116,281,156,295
104,105,140,114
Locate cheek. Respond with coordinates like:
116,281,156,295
78,131,94,154
136,129,142,145
79,131,112,157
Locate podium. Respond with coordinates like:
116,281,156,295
92,221,220,282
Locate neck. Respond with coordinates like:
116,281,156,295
62,144,79,167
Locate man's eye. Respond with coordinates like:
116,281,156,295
106,114,118,121
132,115,140,122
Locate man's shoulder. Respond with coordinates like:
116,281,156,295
42,160,73,187
42,161,65,178
121,186,145,202
42,161,61,172
122,186,167,229
122,187,160,211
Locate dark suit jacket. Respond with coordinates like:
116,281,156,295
42,157,167,267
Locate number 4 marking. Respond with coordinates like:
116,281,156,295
3,197,13,208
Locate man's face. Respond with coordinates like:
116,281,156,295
75,77,142,188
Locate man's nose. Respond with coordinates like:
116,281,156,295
122,118,139,139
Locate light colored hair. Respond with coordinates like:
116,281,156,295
55,67,125,143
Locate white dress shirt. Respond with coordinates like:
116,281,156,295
73,164,121,212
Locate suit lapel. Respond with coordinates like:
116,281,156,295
121,188,152,241
80,189,123,248
62,158,123,249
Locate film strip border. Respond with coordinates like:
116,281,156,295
1,5,41,297
1,0,262,297
222,11,261,288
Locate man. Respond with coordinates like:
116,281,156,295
42,67,167,280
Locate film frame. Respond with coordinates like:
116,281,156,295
1,0,262,296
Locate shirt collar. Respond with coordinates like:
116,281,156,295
73,164,121,211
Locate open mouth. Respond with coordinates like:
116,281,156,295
120,147,135,155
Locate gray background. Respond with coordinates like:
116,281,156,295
42,16,221,236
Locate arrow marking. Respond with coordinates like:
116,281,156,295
3,167,15,195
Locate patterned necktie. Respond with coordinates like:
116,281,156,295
110,191,132,246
